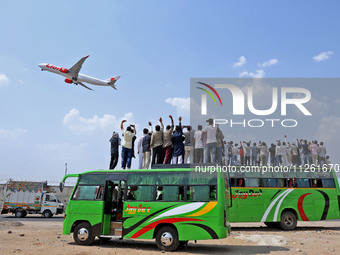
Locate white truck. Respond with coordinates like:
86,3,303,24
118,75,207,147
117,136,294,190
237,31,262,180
1,180,64,218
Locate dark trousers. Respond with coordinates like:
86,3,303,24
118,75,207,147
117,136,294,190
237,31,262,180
240,155,245,165
195,148,204,163
245,156,250,166
152,145,163,165
109,152,119,169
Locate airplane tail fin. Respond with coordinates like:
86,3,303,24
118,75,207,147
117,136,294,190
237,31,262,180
107,75,121,86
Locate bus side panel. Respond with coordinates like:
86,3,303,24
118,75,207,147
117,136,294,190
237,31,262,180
277,189,339,222
122,201,166,240
230,187,271,222
122,201,227,241
63,200,105,235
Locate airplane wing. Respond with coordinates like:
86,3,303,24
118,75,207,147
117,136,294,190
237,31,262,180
78,82,94,91
68,55,89,80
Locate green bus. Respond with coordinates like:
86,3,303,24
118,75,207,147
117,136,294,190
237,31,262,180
61,168,231,251
228,167,340,230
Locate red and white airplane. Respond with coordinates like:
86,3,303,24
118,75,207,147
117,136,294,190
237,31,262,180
38,55,120,91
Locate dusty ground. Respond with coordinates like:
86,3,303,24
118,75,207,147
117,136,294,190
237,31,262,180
0,220,339,255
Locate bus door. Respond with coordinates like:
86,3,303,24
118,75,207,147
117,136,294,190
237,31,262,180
102,180,125,236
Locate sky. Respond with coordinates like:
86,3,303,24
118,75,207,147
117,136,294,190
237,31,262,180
0,0,339,182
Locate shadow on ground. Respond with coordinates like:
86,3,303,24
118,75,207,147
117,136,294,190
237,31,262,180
68,239,290,254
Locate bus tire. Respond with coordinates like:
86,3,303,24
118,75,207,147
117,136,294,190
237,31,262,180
155,226,180,251
15,209,25,218
73,222,95,246
280,211,297,230
42,210,52,218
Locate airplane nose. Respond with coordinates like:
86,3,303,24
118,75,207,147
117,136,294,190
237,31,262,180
38,64,45,70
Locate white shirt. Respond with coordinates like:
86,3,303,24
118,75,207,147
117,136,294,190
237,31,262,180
204,125,217,144
194,130,204,149
137,135,145,154
122,130,135,149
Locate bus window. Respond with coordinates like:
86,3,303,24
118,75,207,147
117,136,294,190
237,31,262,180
156,186,163,200
189,186,210,201
263,179,284,187
210,186,217,200
229,178,237,187
311,179,322,188
322,179,335,188
262,178,276,187
135,186,154,201
73,185,103,200
245,178,260,187
156,186,181,201
126,186,137,200
297,178,310,188
275,179,284,187
236,178,245,187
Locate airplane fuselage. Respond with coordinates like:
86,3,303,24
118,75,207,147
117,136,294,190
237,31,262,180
39,63,109,86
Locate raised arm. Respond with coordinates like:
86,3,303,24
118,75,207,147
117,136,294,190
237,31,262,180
132,124,136,135
148,121,153,133
159,117,164,130
121,120,126,131
169,115,174,127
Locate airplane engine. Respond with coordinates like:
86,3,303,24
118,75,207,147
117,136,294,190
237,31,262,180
65,78,73,84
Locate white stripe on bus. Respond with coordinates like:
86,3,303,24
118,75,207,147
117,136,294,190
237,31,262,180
260,189,290,222
273,189,294,221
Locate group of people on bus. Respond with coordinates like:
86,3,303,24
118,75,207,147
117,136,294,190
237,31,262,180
109,117,332,170
225,137,331,167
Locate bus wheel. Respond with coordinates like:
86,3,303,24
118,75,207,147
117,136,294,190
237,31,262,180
73,222,95,245
155,226,180,251
280,211,297,230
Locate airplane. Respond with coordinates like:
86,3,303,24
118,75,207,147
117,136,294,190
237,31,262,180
38,55,120,91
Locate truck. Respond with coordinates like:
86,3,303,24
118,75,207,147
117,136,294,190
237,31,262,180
1,180,64,218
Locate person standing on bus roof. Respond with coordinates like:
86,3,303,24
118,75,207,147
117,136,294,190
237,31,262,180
215,128,224,165
184,125,195,164
142,124,153,169
275,141,282,166
318,142,327,166
137,122,152,169
120,120,136,169
269,143,276,166
311,140,319,166
109,131,121,170
150,118,164,166
244,142,251,166
251,142,258,166
194,125,204,163
162,115,174,164
172,116,185,164
203,118,218,164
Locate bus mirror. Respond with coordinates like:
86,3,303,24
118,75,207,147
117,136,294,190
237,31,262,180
59,182,64,192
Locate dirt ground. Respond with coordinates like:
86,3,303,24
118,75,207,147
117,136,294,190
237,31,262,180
0,220,339,255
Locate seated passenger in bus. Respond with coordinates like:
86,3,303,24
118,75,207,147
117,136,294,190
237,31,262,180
210,186,217,200
127,186,137,200
289,178,297,188
237,178,245,187
157,186,163,200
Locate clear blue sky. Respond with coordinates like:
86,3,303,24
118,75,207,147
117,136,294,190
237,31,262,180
0,0,339,180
